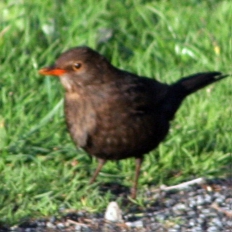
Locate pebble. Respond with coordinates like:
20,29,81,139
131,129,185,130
208,226,219,232
104,201,123,222
46,222,56,229
125,220,143,228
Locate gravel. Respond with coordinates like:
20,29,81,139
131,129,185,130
1,178,231,232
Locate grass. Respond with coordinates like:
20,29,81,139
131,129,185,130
0,0,231,225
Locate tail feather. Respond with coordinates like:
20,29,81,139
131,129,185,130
172,72,228,96
162,72,228,120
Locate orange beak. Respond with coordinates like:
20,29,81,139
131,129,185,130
39,66,66,76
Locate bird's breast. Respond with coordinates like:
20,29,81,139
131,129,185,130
64,91,97,148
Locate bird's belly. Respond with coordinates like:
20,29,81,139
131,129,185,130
85,115,170,160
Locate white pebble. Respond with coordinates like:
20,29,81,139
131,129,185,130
125,220,143,228
104,201,123,222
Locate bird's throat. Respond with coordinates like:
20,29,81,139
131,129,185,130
59,75,75,92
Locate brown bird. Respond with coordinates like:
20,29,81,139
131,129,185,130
39,46,228,199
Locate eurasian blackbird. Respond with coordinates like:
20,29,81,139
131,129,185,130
39,46,228,199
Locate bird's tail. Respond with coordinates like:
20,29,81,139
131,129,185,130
163,72,228,120
171,72,227,96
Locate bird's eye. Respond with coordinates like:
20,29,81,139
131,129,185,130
73,63,82,70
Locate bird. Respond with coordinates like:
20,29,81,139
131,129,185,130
39,46,228,199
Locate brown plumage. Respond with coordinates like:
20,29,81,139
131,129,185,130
39,46,228,199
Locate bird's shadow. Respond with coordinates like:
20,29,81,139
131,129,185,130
99,182,131,200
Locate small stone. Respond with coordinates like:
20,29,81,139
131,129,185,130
189,226,202,232
172,224,181,229
155,213,166,221
57,223,65,228
215,197,225,204
199,213,206,219
25,229,32,232
189,199,197,208
204,194,212,203
211,218,223,228
227,220,232,227
168,229,179,232
165,198,176,207
207,226,218,232
104,201,123,222
201,208,211,215
188,219,196,227
173,203,186,211
74,225,82,231
125,220,143,228
187,210,197,217
46,222,56,229
196,196,204,205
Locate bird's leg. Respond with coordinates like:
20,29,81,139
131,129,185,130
131,157,143,199
89,158,106,184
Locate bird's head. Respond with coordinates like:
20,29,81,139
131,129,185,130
39,46,112,91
